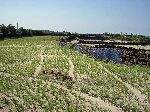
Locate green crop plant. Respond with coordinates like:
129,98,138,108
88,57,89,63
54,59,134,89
0,36,149,111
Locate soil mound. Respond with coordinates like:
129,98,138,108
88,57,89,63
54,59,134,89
43,69,73,81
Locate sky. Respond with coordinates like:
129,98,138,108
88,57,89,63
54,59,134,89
0,0,150,35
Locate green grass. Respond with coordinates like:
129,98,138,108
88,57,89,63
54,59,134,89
0,36,149,111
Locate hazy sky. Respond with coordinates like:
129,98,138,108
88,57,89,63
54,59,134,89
0,0,150,35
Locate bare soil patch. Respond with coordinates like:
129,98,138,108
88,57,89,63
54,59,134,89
43,69,73,81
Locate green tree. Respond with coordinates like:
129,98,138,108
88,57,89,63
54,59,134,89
7,24,16,37
0,24,8,37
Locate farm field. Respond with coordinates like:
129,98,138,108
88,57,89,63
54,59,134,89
0,36,150,112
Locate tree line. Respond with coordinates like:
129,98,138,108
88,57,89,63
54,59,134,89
0,24,149,42
0,24,69,40
0,24,33,39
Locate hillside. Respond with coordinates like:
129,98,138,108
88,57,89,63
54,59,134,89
0,36,150,112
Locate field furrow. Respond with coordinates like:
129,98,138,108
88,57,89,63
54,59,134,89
0,36,149,111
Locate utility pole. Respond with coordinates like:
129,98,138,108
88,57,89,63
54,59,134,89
16,22,18,30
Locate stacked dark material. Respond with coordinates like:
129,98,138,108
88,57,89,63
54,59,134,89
60,38,67,46
78,40,149,46
122,48,150,67
71,44,150,67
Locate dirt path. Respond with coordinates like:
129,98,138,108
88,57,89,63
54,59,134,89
0,93,16,112
0,72,17,77
60,53,76,81
53,83,123,112
97,62,150,110
49,54,123,111
0,91,25,111
0,45,53,48
77,92,123,112
0,46,27,48
67,57,75,81
34,47,44,77
0,71,123,112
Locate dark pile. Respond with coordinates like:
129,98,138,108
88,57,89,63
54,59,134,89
43,69,73,81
